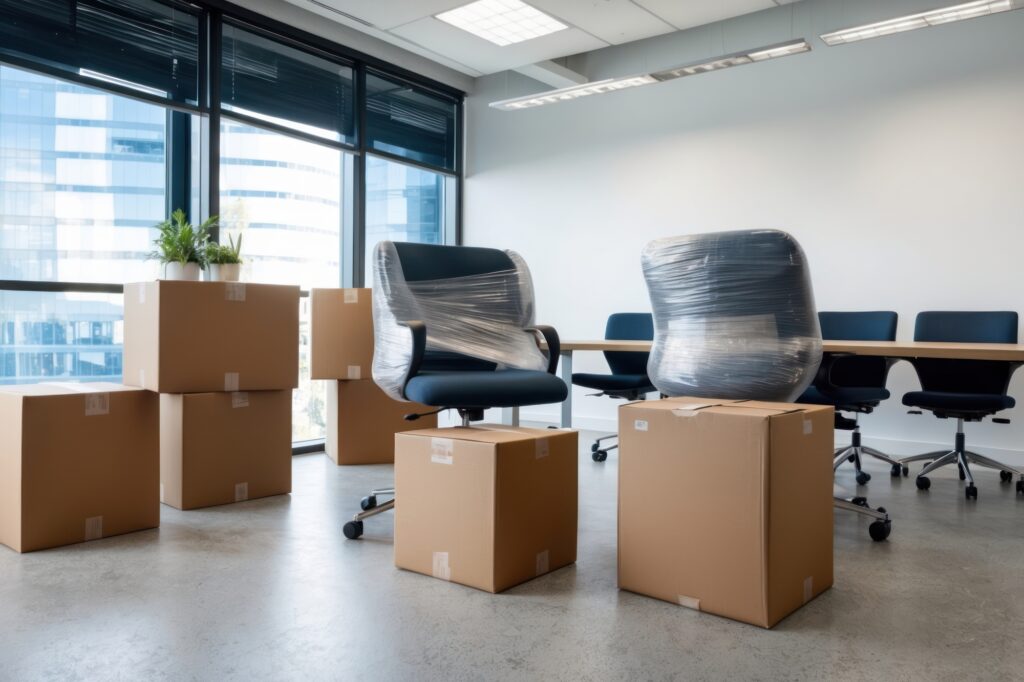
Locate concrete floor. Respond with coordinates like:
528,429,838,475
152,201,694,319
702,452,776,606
2,432,1024,681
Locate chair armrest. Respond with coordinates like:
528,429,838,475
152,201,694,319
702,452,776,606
527,325,560,375
398,320,427,399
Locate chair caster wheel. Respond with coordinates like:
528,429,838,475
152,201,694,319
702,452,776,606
916,476,931,491
965,485,978,500
847,454,856,463
890,464,909,477
1000,470,1013,483
592,450,608,462
1017,480,1024,495
360,495,377,511
958,464,966,481
855,471,871,485
868,519,891,542
591,443,599,453
851,496,869,508
343,520,364,539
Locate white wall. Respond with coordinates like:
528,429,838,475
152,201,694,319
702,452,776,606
463,1,1024,462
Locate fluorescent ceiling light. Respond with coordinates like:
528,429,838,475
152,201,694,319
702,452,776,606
820,0,1023,46
436,0,568,47
490,40,810,111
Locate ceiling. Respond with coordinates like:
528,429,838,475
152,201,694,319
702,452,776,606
285,0,802,77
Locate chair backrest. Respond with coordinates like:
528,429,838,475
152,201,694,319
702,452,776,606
818,311,897,388
371,241,547,400
912,311,1018,395
642,229,821,401
603,312,653,376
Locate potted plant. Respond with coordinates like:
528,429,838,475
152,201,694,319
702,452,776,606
149,209,217,281
205,233,244,282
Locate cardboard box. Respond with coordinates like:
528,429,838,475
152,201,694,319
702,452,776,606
325,379,436,465
394,425,578,593
124,280,300,393
0,382,159,553
618,397,834,628
310,288,373,380
160,390,292,510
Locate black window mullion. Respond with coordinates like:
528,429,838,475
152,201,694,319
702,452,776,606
207,8,221,235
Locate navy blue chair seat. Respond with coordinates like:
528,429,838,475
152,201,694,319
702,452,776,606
571,372,654,392
903,391,1015,414
405,369,568,408
802,385,891,408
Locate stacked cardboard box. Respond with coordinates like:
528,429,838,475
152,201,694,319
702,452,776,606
310,288,434,464
0,383,159,552
617,397,834,628
124,281,299,509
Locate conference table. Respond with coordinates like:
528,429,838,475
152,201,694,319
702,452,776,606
518,339,1024,428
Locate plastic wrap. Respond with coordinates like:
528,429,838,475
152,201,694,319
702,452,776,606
371,241,549,401
641,229,821,401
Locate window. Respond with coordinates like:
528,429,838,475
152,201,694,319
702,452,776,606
365,71,458,171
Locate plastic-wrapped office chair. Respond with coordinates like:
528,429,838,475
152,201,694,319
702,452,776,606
899,311,1023,501
800,311,904,485
571,313,655,462
642,229,891,541
343,241,568,539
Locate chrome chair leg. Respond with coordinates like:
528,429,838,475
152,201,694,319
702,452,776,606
899,450,951,464
344,498,395,540
918,451,957,477
860,446,902,466
834,496,891,541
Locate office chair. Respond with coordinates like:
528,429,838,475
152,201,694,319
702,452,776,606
898,311,1023,501
799,311,905,486
642,229,891,541
571,313,655,462
343,241,568,539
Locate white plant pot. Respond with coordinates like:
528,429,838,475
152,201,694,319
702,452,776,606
164,261,201,281
209,263,241,282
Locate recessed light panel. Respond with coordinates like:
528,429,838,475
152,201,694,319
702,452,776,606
436,0,568,47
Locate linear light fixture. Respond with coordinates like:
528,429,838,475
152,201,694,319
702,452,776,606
436,0,568,47
490,39,811,111
820,0,1023,46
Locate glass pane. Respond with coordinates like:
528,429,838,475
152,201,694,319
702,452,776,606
0,290,124,384
0,64,175,283
220,117,351,440
0,0,200,105
365,71,458,171
364,154,454,274
221,23,355,145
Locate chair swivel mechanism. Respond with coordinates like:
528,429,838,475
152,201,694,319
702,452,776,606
343,241,568,539
571,312,655,462
898,311,1023,501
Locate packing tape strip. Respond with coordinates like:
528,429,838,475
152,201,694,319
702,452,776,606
803,419,814,435
231,392,250,408
234,482,249,502
535,549,549,576
84,393,110,416
84,516,103,541
138,369,146,387
224,372,240,392
344,289,359,303
535,437,549,459
347,365,362,380
225,282,246,302
677,594,701,611
432,551,451,581
430,438,454,465
802,576,814,604
137,285,146,304
634,419,649,432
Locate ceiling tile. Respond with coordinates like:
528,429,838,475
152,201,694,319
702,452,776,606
303,0,467,31
530,0,676,45
634,0,777,31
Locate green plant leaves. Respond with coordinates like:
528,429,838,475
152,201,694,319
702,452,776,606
148,210,222,267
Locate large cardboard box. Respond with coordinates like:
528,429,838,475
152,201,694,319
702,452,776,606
618,397,834,628
160,390,292,510
0,382,159,553
310,288,373,380
124,280,300,393
325,379,436,465
395,425,578,593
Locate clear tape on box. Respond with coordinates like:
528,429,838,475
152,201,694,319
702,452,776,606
642,229,821,402
371,241,548,401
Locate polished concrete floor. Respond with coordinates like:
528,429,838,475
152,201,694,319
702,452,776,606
2,431,1024,681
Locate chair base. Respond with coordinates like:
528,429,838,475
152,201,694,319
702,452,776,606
834,425,904,485
898,419,1024,501
590,433,618,462
344,487,395,539
834,496,891,541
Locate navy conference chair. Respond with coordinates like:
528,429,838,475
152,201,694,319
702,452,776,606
899,311,1022,501
343,241,568,539
799,311,903,486
571,313,655,462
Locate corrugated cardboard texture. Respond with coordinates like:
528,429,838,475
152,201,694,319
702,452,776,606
124,281,299,393
618,397,833,628
394,426,578,593
160,391,292,510
325,379,435,465
0,383,159,553
310,288,373,380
